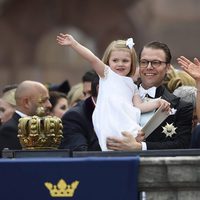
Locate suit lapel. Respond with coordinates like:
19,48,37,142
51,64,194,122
155,85,180,108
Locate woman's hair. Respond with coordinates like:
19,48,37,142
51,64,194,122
67,83,84,107
163,65,196,92
1,88,16,106
102,39,138,76
49,91,68,111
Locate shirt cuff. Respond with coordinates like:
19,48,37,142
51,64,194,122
141,142,147,150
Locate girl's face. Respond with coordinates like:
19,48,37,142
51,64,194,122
108,50,132,76
52,97,68,118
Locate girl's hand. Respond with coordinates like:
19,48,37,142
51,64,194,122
158,99,171,112
56,33,75,46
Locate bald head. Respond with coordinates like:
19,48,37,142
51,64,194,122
15,80,52,116
15,81,46,102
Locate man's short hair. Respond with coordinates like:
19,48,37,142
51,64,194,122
82,70,97,82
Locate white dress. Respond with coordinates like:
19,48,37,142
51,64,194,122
92,66,141,151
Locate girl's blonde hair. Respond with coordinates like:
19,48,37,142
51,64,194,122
102,39,138,76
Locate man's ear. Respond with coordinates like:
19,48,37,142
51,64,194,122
22,97,30,109
166,64,172,72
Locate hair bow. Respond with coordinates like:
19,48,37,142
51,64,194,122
126,38,135,49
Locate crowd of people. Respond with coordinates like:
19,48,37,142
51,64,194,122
0,34,200,156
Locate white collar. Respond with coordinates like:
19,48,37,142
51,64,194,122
15,110,27,117
91,96,96,106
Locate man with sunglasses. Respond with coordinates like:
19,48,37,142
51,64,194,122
107,41,193,150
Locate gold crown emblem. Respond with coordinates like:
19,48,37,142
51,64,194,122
45,179,79,197
17,97,63,149
17,115,63,149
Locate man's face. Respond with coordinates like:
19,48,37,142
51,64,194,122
29,88,52,116
139,47,170,89
83,81,92,99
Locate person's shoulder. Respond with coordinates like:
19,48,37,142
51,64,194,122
0,120,16,136
0,112,20,127
62,100,85,117
161,86,193,111
178,98,193,109
1,117,15,128
166,87,193,108
62,97,94,121
161,87,180,104
162,86,178,99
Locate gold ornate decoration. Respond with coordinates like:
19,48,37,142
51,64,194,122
17,97,63,149
162,123,177,137
44,179,79,197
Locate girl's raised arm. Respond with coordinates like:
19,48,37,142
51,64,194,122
57,33,105,77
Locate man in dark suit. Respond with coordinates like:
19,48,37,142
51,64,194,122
0,80,52,154
107,41,193,150
59,75,101,151
82,69,97,99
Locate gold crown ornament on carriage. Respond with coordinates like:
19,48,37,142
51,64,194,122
17,97,63,149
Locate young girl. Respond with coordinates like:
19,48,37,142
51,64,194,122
57,34,170,151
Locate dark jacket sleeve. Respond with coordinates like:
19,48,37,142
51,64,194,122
190,124,200,148
0,123,21,152
59,109,89,151
59,100,101,151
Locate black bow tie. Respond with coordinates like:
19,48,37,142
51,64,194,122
145,94,154,99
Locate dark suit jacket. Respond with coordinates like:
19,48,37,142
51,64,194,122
59,97,101,151
190,125,200,148
0,112,22,154
146,85,193,149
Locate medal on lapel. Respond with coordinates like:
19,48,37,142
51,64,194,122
162,123,177,137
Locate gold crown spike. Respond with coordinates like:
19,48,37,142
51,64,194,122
44,179,79,197
18,115,63,149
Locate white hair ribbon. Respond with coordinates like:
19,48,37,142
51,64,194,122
126,38,135,49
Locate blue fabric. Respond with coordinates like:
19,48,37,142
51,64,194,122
0,157,139,200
